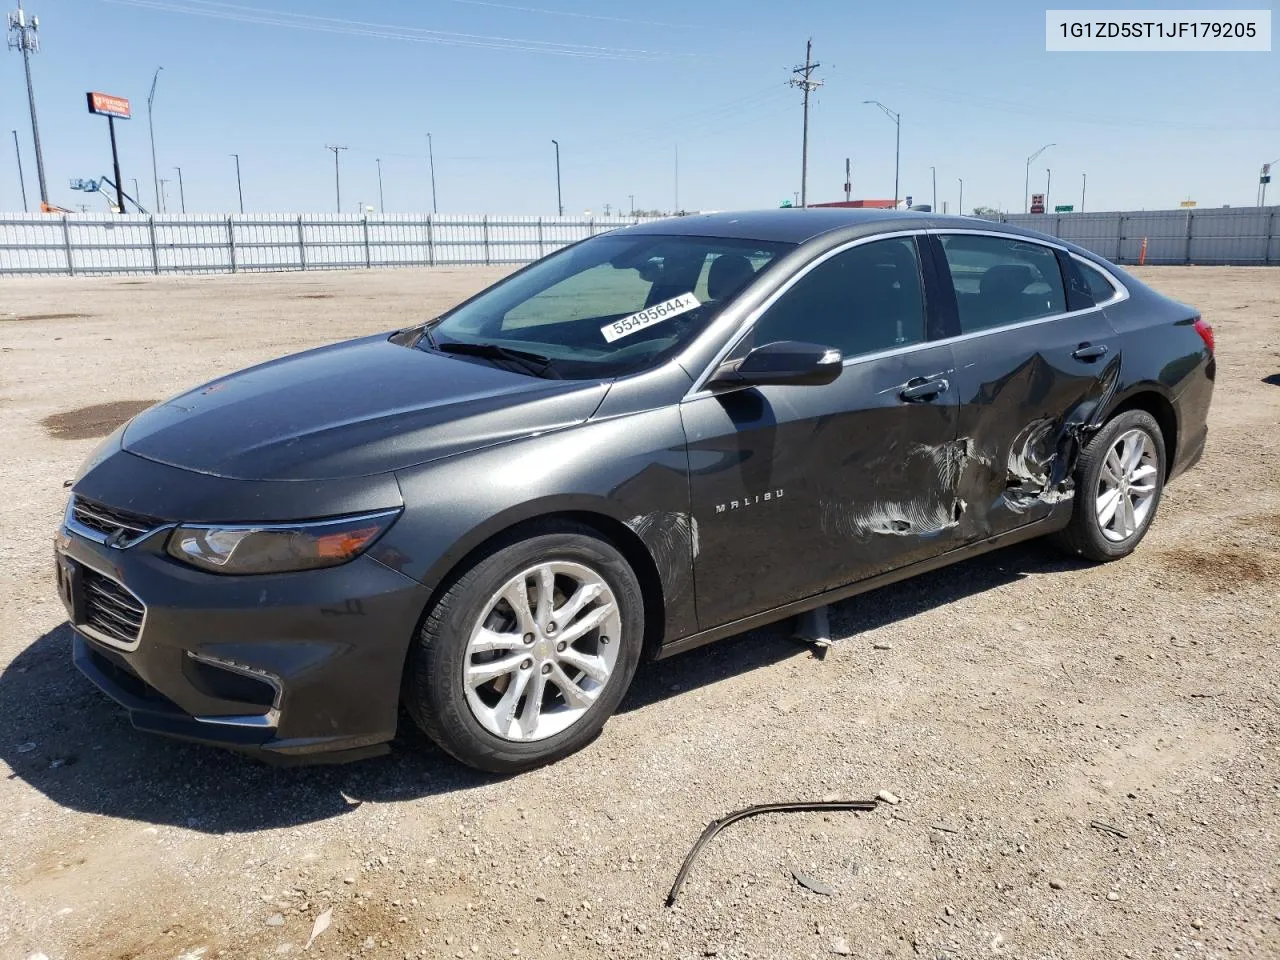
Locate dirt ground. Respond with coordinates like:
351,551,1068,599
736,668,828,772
1,265,1277,960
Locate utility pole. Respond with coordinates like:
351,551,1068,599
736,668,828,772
931,165,936,211
674,144,679,212
7,0,47,206
844,157,851,202
1024,143,1054,212
376,157,384,213
173,165,185,214
1261,158,1278,207
157,177,170,213
425,132,438,213
1045,167,1052,209
230,153,243,213
790,38,822,208
863,100,900,209
628,193,635,216
958,177,963,217
1081,172,1087,212
603,202,612,217
147,66,162,214
551,139,562,215
11,129,26,210
325,144,347,213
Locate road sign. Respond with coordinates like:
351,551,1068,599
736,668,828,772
1054,204,1073,212
1180,200,1197,207
779,199,794,208
86,91,131,119
905,195,913,208
1030,193,1046,214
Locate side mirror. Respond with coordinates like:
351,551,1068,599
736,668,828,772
710,340,843,388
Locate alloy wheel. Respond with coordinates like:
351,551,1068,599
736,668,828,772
462,561,621,742
1095,427,1159,543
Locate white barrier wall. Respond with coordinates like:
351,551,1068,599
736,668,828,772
0,213,656,276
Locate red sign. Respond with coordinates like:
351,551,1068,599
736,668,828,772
1030,192,1046,214
86,92,131,119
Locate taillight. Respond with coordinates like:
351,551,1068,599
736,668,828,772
1193,317,1214,353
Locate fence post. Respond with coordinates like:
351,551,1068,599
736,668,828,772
426,215,435,267
1184,209,1194,265
1267,209,1277,265
61,215,73,277
297,215,307,270
482,215,490,265
362,216,371,268
589,216,595,239
537,216,544,259
1116,214,1125,264
227,216,237,273
148,215,160,275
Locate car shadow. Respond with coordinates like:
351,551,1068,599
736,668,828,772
1,541,1085,834
1262,373,1280,387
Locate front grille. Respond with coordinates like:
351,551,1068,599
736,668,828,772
71,496,162,545
82,567,146,646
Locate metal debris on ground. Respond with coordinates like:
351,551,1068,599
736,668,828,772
790,867,834,896
1089,820,1129,840
665,800,878,906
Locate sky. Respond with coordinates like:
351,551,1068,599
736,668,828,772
1,0,1277,216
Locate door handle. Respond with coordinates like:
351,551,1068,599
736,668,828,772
899,377,949,402
1072,343,1109,361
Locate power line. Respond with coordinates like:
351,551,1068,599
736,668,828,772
437,0,712,30
99,0,700,61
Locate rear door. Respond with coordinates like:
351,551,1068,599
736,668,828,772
682,233,962,629
929,230,1122,541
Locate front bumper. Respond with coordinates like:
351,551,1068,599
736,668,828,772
56,518,432,763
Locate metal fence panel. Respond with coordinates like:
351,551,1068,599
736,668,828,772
998,205,1279,265
0,212,653,277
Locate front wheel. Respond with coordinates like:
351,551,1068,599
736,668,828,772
1052,409,1167,562
404,523,644,773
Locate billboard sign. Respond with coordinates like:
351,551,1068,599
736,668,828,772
86,92,131,119
1030,192,1046,214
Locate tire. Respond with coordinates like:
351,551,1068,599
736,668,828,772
1052,409,1167,562
404,522,644,773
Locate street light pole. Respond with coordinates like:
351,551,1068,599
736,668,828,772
1045,167,1052,209
173,165,185,214
551,139,563,216
958,177,963,217
11,129,27,211
425,132,438,213
147,66,163,214
376,157,384,213
931,165,936,211
1081,172,1087,212
325,144,347,213
1024,143,1055,212
863,100,900,208
1262,157,1279,207
230,153,243,213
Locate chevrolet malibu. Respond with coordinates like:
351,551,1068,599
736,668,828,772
56,209,1214,772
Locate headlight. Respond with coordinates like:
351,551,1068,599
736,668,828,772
166,509,401,575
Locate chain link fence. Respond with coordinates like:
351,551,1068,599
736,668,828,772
0,213,655,277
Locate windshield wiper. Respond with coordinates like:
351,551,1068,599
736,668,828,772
434,340,561,379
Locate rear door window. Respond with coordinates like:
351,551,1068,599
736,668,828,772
1076,259,1120,304
939,234,1067,333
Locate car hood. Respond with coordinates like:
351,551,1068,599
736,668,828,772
122,334,610,480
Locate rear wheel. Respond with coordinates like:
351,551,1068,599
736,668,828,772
1053,409,1166,561
404,524,643,773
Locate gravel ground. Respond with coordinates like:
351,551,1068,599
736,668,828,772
0,265,1277,960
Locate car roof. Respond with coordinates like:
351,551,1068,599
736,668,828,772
620,208,1056,246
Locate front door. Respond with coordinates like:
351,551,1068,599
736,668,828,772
683,234,962,630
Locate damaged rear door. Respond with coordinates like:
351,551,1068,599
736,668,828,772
683,233,962,629
928,230,1122,541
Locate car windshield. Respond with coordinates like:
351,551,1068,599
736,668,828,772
424,232,793,378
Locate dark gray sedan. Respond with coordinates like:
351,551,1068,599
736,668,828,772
56,209,1214,771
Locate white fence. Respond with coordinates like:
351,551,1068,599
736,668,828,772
0,213,654,277
996,205,1280,266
